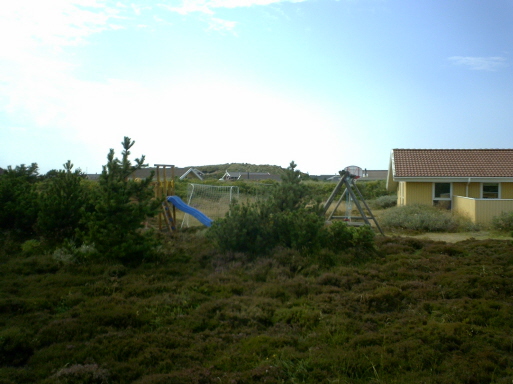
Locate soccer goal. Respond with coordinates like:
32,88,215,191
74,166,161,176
181,184,240,228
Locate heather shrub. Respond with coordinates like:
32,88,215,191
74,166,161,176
51,364,109,384
371,194,397,209
380,204,473,232
0,327,34,366
326,221,375,252
491,211,513,232
52,242,97,264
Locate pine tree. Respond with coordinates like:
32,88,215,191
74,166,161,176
82,137,158,262
270,161,309,212
0,163,40,236
36,161,87,245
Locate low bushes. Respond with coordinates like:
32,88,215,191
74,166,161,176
371,194,397,209
207,161,376,256
2,234,513,383
491,211,513,233
208,206,375,256
380,204,476,232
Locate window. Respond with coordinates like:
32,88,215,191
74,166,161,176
482,183,499,199
434,183,451,199
433,183,451,209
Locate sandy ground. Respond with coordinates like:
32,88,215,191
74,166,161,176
385,231,512,243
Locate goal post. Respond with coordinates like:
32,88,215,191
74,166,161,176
181,184,240,228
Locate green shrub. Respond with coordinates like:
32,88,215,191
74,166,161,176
208,162,376,256
21,239,43,256
52,242,97,264
207,162,321,256
491,211,513,232
207,202,275,255
274,209,326,254
371,195,397,209
355,180,389,200
380,204,472,232
326,221,354,249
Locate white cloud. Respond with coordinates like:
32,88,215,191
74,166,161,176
0,1,123,52
207,17,238,33
448,56,508,71
0,1,133,131
164,0,306,15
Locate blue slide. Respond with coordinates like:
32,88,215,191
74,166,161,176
166,196,213,227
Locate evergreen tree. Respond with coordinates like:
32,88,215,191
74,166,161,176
270,161,310,212
0,163,40,236
81,137,158,262
36,161,88,245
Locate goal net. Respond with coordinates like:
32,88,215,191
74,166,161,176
181,184,240,228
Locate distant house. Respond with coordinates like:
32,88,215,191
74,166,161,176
219,171,281,182
312,169,387,182
87,166,204,181
179,168,204,181
0,167,5,176
387,149,513,224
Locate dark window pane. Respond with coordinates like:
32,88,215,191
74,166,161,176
483,183,499,199
434,183,451,199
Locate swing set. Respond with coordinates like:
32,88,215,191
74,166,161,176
323,167,384,236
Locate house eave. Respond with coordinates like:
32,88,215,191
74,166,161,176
393,177,513,183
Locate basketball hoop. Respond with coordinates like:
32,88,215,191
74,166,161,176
343,165,363,179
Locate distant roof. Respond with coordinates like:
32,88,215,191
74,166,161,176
392,149,513,178
179,168,204,180
220,171,281,181
361,170,388,180
311,170,387,181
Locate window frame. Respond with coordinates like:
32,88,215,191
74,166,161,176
433,182,452,209
433,182,452,200
481,182,500,199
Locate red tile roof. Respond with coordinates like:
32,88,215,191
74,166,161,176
392,149,513,178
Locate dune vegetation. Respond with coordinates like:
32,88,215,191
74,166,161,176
2,138,513,383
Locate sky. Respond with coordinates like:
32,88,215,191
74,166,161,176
1,0,513,175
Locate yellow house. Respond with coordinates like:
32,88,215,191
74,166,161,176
386,149,513,224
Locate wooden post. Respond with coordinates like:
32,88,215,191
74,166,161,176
154,164,176,232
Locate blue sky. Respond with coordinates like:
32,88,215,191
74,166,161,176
1,0,512,175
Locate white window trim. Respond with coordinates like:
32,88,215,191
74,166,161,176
481,182,501,199
433,182,452,200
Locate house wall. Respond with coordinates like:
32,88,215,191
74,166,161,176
452,182,481,198
399,181,507,204
401,182,432,205
502,183,513,199
452,183,466,197
396,182,513,223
